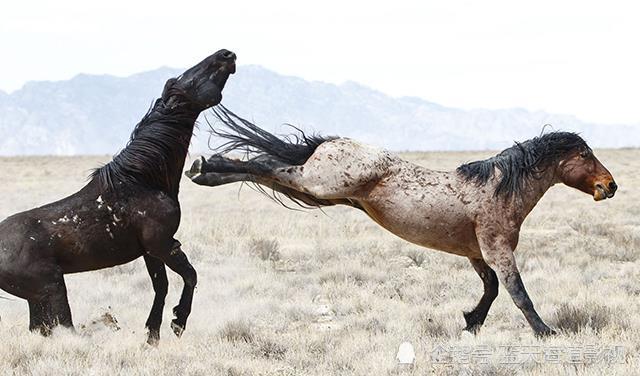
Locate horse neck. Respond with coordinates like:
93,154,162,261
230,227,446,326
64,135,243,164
513,167,558,220
95,97,200,198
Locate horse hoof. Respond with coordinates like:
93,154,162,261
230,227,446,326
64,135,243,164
146,335,160,346
171,320,185,338
462,311,482,335
185,156,205,179
534,327,558,338
463,324,481,335
146,328,160,346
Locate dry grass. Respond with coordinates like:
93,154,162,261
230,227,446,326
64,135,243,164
0,149,638,375
552,303,611,334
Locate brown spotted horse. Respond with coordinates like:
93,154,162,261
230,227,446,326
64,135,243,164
187,106,617,337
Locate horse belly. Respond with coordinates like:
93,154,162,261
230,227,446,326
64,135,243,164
58,242,142,273
32,210,144,273
360,195,480,257
54,224,143,273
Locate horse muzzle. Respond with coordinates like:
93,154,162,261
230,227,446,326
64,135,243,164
593,180,617,201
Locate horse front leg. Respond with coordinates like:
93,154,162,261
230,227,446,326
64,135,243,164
463,257,499,334
476,230,556,337
143,255,168,345
161,240,197,337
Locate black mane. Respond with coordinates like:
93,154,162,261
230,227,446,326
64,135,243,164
92,94,198,196
456,131,591,197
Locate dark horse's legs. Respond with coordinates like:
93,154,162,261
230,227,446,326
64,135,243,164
164,242,197,337
144,255,168,344
145,239,197,338
28,268,73,335
463,257,498,333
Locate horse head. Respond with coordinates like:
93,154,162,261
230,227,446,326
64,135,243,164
162,49,236,111
556,142,617,201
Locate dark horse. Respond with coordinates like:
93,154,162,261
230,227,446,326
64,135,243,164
187,107,617,337
0,49,236,344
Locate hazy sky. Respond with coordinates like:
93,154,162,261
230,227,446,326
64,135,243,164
1,0,639,124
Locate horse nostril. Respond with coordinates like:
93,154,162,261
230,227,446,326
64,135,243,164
221,50,236,60
609,181,617,192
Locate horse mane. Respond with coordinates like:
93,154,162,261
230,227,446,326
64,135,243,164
456,131,591,197
91,88,199,195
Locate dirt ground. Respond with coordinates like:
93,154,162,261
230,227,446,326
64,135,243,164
0,150,638,375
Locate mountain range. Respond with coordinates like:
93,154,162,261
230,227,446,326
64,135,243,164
1,65,638,155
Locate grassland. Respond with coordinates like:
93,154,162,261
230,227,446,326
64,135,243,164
0,150,638,375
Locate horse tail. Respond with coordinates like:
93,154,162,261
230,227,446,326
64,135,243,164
210,104,337,165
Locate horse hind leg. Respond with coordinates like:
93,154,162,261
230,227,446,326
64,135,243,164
188,148,381,200
247,152,382,200
186,155,252,179
187,155,359,209
29,299,51,335
29,271,73,335
463,257,499,334
191,171,254,187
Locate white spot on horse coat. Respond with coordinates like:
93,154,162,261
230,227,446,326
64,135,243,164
29,236,36,241
58,215,70,223
96,195,104,204
105,224,114,239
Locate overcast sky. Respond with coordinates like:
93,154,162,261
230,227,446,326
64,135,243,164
1,0,638,124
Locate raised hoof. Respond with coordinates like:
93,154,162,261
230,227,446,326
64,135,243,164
185,156,206,180
171,320,185,338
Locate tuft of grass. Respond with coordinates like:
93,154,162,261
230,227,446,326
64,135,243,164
249,238,281,262
219,320,255,343
417,313,450,338
318,268,368,286
353,316,387,334
253,338,287,360
553,303,611,334
405,249,426,267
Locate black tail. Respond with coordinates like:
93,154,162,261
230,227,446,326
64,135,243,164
210,105,336,165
